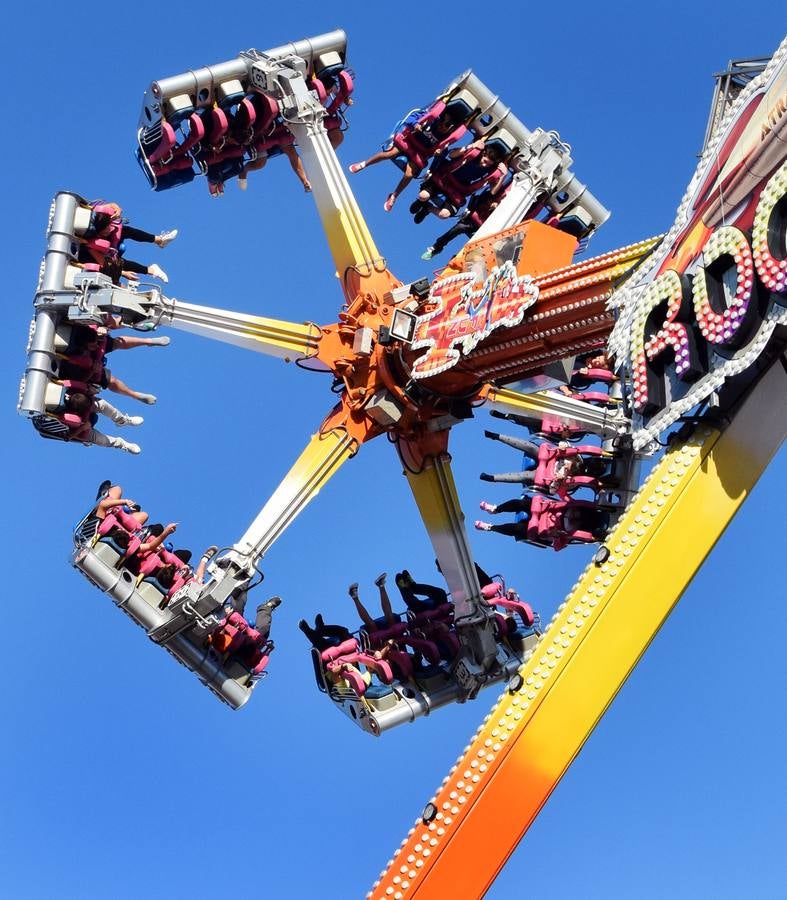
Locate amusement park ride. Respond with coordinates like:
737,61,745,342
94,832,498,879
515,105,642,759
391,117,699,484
17,28,787,898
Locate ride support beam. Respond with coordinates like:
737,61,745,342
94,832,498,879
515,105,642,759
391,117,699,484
474,173,545,241
403,448,500,678
480,384,626,439
289,119,398,301
371,356,787,900
157,297,321,361
230,427,358,566
403,451,482,621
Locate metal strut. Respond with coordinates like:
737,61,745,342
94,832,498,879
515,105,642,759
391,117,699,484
156,296,321,361
197,428,359,610
481,384,628,439
404,452,500,689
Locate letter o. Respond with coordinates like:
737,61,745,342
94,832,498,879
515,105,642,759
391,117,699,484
692,225,756,348
752,159,787,296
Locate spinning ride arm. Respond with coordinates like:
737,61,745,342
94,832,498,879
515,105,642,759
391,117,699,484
400,435,500,689
371,353,787,899
480,384,625,439
240,43,399,301
290,117,388,294
196,427,358,608
155,296,321,361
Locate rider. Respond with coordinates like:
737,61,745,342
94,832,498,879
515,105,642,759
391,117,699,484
348,102,469,212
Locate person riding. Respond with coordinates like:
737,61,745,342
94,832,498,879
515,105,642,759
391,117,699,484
348,102,469,212
413,140,508,220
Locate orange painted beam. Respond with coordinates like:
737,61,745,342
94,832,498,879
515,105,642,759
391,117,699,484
369,356,787,900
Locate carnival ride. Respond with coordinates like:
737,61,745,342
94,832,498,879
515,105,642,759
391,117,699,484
17,27,787,897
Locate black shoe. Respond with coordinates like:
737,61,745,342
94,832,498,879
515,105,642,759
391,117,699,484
315,613,325,628
480,472,495,482
96,479,112,500
484,430,499,441
414,206,429,224
261,596,282,611
490,410,507,420
409,200,422,215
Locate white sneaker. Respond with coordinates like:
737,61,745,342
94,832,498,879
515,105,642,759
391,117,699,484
148,263,168,283
158,229,178,247
147,336,170,346
119,415,144,427
238,174,248,191
122,440,141,454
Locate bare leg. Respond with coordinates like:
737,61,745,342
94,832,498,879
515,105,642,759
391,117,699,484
239,154,267,190
348,583,377,631
389,162,417,202
282,145,311,192
244,155,268,174
106,374,156,405
352,146,400,169
110,335,170,350
376,575,396,625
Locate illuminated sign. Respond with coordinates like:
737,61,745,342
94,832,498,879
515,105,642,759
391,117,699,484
609,39,787,448
410,260,539,380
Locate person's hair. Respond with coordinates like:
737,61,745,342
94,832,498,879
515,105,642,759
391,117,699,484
100,255,123,285
146,523,165,537
156,564,177,588
107,526,130,548
483,143,505,163
173,548,192,564
66,391,92,416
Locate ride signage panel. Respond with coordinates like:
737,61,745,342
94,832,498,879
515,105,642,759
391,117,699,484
609,37,787,449
410,260,539,379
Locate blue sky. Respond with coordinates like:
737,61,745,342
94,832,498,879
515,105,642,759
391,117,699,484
2,4,785,898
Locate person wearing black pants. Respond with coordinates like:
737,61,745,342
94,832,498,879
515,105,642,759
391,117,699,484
395,571,449,613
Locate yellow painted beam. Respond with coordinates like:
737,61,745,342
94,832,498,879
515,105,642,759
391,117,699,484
405,454,481,615
233,427,358,561
290,121,384,284
162,299,322,361
370,357,787,900
481,384,622,437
